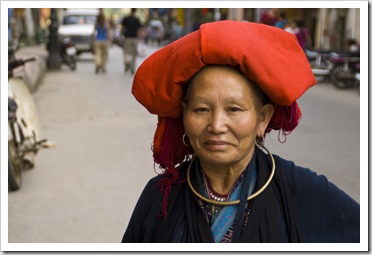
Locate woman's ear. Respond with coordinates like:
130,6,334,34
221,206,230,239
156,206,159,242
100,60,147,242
258,104,274,137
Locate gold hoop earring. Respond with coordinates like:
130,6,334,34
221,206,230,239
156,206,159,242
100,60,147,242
187,143,275,206
182,134,190,147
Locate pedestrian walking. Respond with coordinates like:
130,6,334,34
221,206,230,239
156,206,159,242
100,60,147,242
94,13,111,74
294,20,312,50
122,20,359,243
121,8,142,74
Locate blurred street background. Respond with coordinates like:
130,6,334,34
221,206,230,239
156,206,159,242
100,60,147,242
7,7,361,243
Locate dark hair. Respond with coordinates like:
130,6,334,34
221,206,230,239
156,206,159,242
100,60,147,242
279,11,286,19
296,20,305,28
97,14,105,27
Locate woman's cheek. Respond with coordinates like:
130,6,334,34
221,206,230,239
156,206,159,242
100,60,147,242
184,115,204,141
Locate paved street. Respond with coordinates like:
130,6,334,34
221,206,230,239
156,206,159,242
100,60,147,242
8,44,361,243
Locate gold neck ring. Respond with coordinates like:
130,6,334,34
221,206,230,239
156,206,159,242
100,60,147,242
186,144,275,206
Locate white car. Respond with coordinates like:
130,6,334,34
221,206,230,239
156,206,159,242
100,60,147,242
58,9,99,55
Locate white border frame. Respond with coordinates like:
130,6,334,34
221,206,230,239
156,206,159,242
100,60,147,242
1,0,368,252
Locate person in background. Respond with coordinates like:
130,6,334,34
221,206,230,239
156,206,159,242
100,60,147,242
121,20,359,243
121,8,142,74
284,19,297,34
146,10,165,46
171,20,184,42
94,12,111,74
259,8,280,26
274,11,287,29
294,19,311,50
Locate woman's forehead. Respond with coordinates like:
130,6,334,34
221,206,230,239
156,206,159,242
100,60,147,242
187,66,254,94
185,65,265,106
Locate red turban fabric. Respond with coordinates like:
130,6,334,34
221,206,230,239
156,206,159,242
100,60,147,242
132,20,316,118
131,20,317,217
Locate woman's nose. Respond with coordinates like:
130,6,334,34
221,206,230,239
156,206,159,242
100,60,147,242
207,111,228,134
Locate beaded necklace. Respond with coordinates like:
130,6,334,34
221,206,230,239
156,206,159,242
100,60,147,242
202,171,229,224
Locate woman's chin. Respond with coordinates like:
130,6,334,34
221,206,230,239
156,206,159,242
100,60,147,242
197,152,237,166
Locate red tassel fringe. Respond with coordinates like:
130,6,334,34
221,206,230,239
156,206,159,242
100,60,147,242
266,101,302,142
152,116,193,219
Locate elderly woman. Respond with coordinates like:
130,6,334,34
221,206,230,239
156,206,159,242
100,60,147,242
122,21,359,243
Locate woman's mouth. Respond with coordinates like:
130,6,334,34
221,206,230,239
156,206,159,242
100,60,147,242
204,140,230,150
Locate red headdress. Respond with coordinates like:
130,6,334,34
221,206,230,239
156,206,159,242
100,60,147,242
132,21,317,217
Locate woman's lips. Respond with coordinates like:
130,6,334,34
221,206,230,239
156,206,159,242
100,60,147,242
205,140,228,145
204,140,230,150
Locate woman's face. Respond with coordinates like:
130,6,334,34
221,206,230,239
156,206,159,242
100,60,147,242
182,66,273,169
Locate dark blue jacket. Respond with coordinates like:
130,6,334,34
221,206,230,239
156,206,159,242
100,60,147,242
122,147,360,243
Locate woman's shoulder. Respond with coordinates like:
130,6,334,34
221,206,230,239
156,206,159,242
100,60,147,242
131,175,162,214
273,154,337,202
138,173,170,204
272,153,327,185
272,153,358,208
272,153,359,242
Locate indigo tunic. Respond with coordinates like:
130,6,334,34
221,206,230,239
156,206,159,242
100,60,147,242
122,147,360,243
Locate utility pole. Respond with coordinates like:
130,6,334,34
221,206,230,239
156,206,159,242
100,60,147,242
47,8,62,69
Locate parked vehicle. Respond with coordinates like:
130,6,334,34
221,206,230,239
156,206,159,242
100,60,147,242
60,37,77,70
329,51,360,89
58,8,99,55
305,49,334,83
8,47,51,191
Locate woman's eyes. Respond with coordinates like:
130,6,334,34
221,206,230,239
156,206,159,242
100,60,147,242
192,107,243,113
228,107,242,112
193,107,209,113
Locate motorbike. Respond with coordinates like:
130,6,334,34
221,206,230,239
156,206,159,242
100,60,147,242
8,47,51,191
329,51,360,89
305,49,334,83
60,37,77,70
